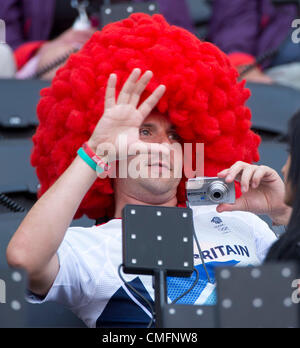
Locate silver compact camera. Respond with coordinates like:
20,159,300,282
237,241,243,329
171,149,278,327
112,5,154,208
186,177,235,206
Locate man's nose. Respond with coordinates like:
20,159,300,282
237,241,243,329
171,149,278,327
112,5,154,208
155,132,172,145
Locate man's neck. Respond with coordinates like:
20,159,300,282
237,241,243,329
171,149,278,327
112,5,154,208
114,192,178,218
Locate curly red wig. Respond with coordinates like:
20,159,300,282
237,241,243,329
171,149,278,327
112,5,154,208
31,13,260,219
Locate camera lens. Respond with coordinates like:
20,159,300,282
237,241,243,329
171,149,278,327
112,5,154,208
207,181,229,203
213,191,222,199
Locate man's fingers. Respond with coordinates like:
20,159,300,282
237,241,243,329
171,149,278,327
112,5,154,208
105,74,117,109
223,161,249,183
138,85,166,120
219,162,279,192
251,166,273,188
117,68,141,105
240,165,257,192
129,70,153,107
217,168,230,178
105,68,166,121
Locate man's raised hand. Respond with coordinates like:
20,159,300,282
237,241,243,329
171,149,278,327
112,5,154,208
87,68,167,160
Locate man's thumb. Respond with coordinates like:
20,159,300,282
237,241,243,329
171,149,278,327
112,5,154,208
216,202,241,213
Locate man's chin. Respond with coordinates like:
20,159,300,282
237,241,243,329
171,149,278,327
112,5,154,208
137,176,180,196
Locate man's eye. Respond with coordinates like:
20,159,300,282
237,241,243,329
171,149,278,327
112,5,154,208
140,129,151,136
169,132,181,141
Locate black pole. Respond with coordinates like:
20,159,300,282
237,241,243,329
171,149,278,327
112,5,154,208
153,269,167,328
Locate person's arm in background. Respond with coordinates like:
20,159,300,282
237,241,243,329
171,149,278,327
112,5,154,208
208,0,273,84
0,0,95,78
15,27,96,80
34,28,96,80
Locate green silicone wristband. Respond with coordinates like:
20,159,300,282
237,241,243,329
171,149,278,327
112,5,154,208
77,147,97,171
96,164,105,175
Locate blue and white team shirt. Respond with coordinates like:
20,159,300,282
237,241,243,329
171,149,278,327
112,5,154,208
27,206,277,328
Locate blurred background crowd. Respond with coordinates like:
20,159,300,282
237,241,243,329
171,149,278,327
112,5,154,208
2,0,300,86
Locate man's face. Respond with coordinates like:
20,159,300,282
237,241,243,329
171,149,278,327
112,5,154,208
114,111,183,204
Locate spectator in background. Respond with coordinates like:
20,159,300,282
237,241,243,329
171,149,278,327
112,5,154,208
265,110,300,262
0,0,195,80
217,110,300,262
0,0,98,79
208,0,300,90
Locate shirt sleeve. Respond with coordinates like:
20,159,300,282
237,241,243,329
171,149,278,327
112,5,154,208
26,231,96,311
251,214,278,263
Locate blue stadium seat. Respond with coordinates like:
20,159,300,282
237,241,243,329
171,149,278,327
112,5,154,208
101,1,159,27
258,140,287,178
186,0,212,39
0,212,95,327
0,79,49,128
247,82,300,135
1,138,38,194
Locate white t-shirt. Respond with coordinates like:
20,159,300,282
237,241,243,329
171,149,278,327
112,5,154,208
27,206,277,328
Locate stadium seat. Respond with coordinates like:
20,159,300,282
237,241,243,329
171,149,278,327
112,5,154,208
0,212,95,327
186,0,212,39
257,139,287,178
0,266,28,328
1,138,38,194
0,79,49,128
247,82,300,135
101,1,159,27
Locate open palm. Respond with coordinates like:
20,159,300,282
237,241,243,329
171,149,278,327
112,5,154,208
88,68,167,158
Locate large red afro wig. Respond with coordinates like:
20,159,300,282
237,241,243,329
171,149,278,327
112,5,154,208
31,13,260,220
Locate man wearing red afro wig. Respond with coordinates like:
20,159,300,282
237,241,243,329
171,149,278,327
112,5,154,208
7,14,279,328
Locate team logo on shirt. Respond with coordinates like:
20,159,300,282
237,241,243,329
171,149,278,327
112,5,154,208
211,216,231,234
211,217,222,224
